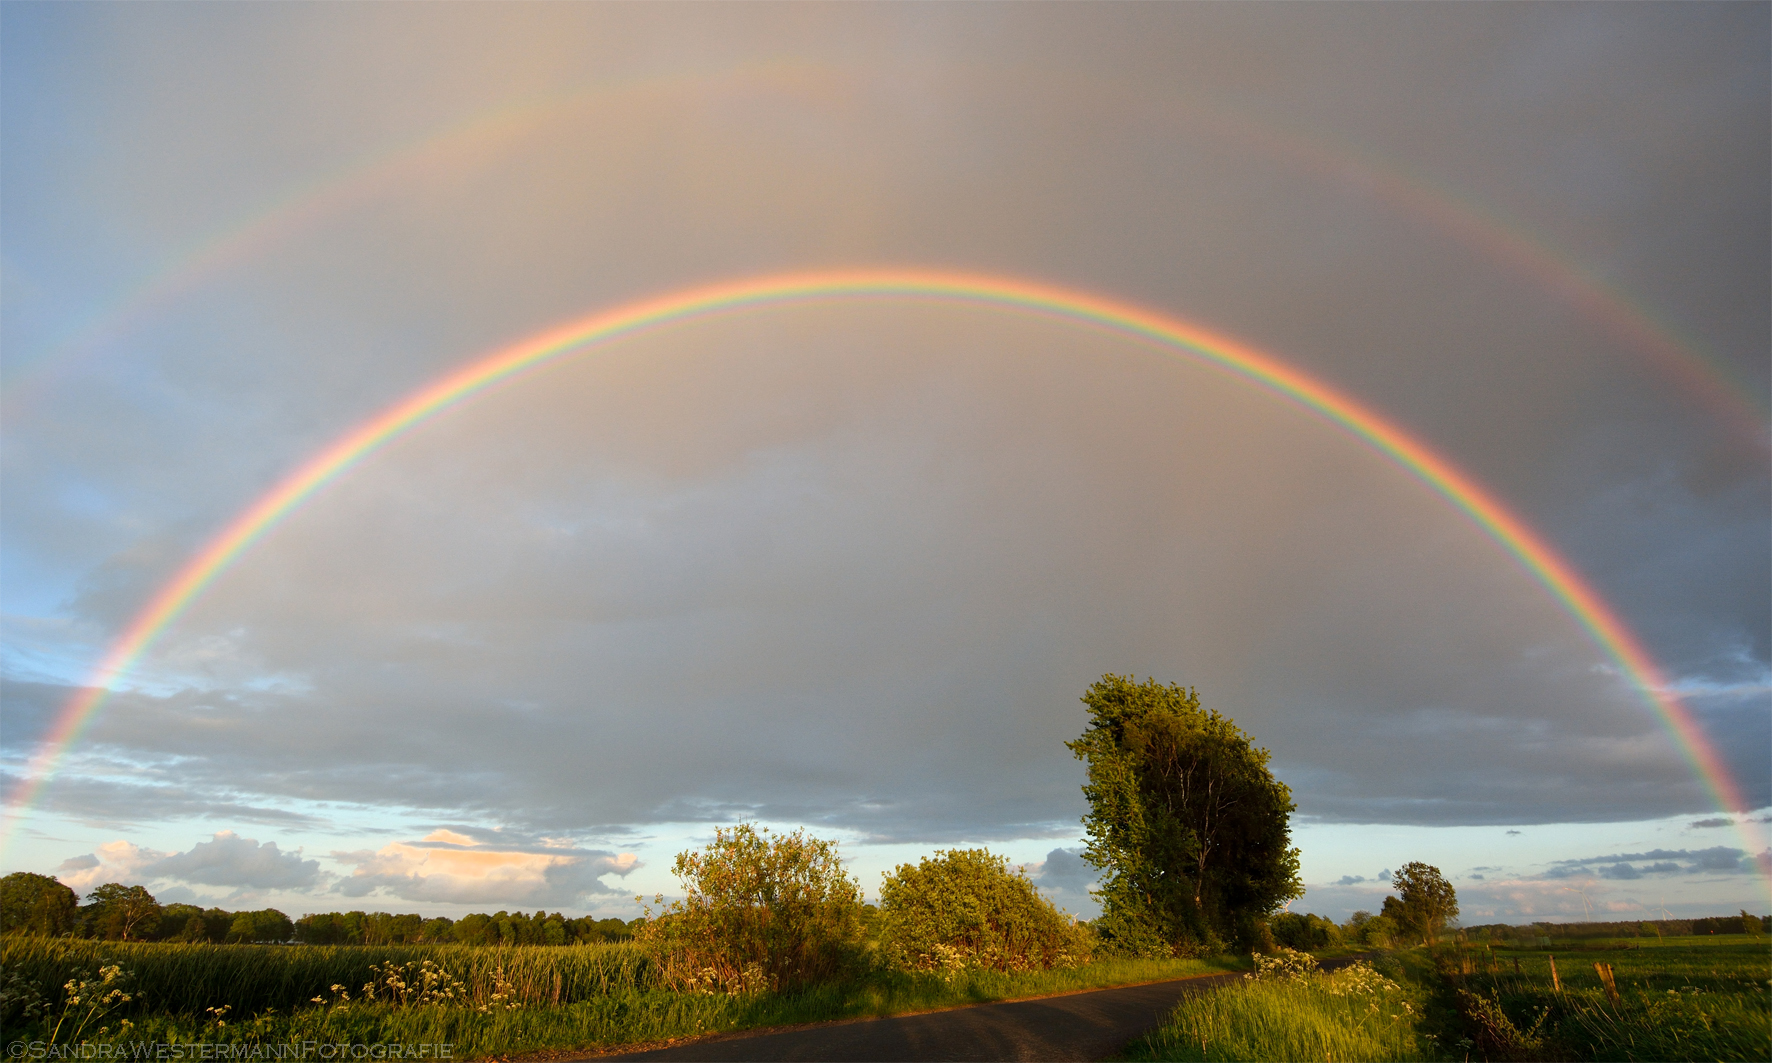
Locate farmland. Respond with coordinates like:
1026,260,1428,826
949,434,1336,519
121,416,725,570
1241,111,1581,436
1122,934,1771,1062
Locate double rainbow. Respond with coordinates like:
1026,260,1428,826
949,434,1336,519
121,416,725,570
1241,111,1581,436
4,268,1758,867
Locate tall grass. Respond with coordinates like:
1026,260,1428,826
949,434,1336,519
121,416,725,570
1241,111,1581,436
1,937,657,1014
1435,936,1770,1062
1122,955,1430,1062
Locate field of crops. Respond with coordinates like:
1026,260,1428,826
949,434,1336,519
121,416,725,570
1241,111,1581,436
1121,935,1771,1062
2,937,659,1014
1438,935,1771,1062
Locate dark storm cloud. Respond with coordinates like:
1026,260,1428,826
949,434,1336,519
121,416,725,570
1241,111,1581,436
0,2,1765,866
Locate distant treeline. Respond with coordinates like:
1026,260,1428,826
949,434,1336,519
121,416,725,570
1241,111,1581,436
0,872,638,945
1267,908,1767,952
293,908,637,945
1463,914,1770,941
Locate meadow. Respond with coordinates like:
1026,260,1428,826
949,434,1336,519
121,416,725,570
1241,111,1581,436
0,936,1243,1058
1121,934,1771,1062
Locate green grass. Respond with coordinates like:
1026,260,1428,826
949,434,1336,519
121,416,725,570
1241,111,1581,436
1,937,657,1014
1119,954,1434,1062
1121,936,1771,1063
1435,935,1771,1062
2,938,1244,1059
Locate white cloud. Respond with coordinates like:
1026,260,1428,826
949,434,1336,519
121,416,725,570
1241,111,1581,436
54,840,168,894
331,832,639,907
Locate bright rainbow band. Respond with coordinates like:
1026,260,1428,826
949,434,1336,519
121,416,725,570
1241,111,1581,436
4,268,1760,875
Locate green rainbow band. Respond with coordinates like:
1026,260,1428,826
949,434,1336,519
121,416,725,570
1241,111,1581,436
5,268,1762,876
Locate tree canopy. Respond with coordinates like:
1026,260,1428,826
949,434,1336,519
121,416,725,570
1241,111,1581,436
0,872,78,936
1386,861,1458,943
82,883,162,941
1068,675,1301,954
877,848,1089,973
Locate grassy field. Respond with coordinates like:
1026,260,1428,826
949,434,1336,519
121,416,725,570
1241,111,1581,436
1433,934,1771,1062
1,936,1245,1058
1121,935,1771,1063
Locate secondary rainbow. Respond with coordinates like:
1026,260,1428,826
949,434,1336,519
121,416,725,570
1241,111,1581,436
4,268,1759,870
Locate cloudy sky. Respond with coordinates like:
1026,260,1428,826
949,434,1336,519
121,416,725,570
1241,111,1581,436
2,4,1767,925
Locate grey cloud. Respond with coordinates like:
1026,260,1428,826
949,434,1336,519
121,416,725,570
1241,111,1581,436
1547,846,1757,879
0,766,330,832
143,832,324,890
1,3,1765,867
1469,874,1485,881
1690,817,1734,829
55,854,99,872
1025,847,1101,918
1335,875,1366,886
1028,848,1099,893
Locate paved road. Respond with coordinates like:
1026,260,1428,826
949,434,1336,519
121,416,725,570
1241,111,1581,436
597,971,1245,1062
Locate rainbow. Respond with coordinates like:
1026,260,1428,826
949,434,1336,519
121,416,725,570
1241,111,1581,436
0,60,842,417
6,68,1765,454
3,268,1762,872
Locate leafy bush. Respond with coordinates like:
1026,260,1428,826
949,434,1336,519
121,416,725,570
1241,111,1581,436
636,823,865,994
877,849,1091,974
1270,912,1342,952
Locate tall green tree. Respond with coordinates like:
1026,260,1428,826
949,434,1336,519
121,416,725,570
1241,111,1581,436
1387,862,1458,943
81,883,161,941
1068,675,1301,954
0,872,78,936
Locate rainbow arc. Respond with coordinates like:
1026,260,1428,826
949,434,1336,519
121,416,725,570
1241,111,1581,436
4,268,1760,878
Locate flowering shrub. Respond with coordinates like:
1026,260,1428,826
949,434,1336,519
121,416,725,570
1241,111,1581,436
1323,960,1404,997
1249,947,1319,981
878,849,1092,975
637,824,866,993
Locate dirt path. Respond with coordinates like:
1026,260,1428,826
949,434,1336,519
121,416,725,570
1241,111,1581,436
594,970,1243,1062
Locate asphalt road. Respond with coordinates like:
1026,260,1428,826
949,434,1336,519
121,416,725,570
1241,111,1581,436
596,970,1246,1062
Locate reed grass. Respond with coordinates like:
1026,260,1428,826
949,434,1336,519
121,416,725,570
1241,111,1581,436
1,938,657,1014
